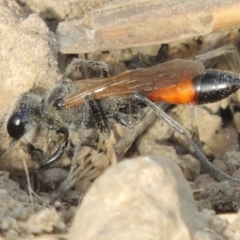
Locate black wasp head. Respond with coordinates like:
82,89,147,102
7,111,29,140
6,93,41,141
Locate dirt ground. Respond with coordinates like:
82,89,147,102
1,0,240,239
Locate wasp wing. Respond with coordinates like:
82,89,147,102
63,59,205,107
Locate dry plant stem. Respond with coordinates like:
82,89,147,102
85,169,103,181
114,107,160,158
57,0,240,53
104,138,117,165
74,156,93,177
22,158,34,214
70,138,93,173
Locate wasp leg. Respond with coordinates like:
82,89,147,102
63,58,109,79
113,96,143,128
33,127,69,191
132,93,240,183
81,95,110,138
195,44,240,74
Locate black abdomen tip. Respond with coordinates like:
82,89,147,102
195,69,240,104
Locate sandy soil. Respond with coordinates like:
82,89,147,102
0,0,240,239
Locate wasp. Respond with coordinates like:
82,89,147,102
5,58,240,190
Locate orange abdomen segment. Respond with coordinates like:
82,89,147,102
147,79,197,104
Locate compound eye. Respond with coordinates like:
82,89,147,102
7,112,28,140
